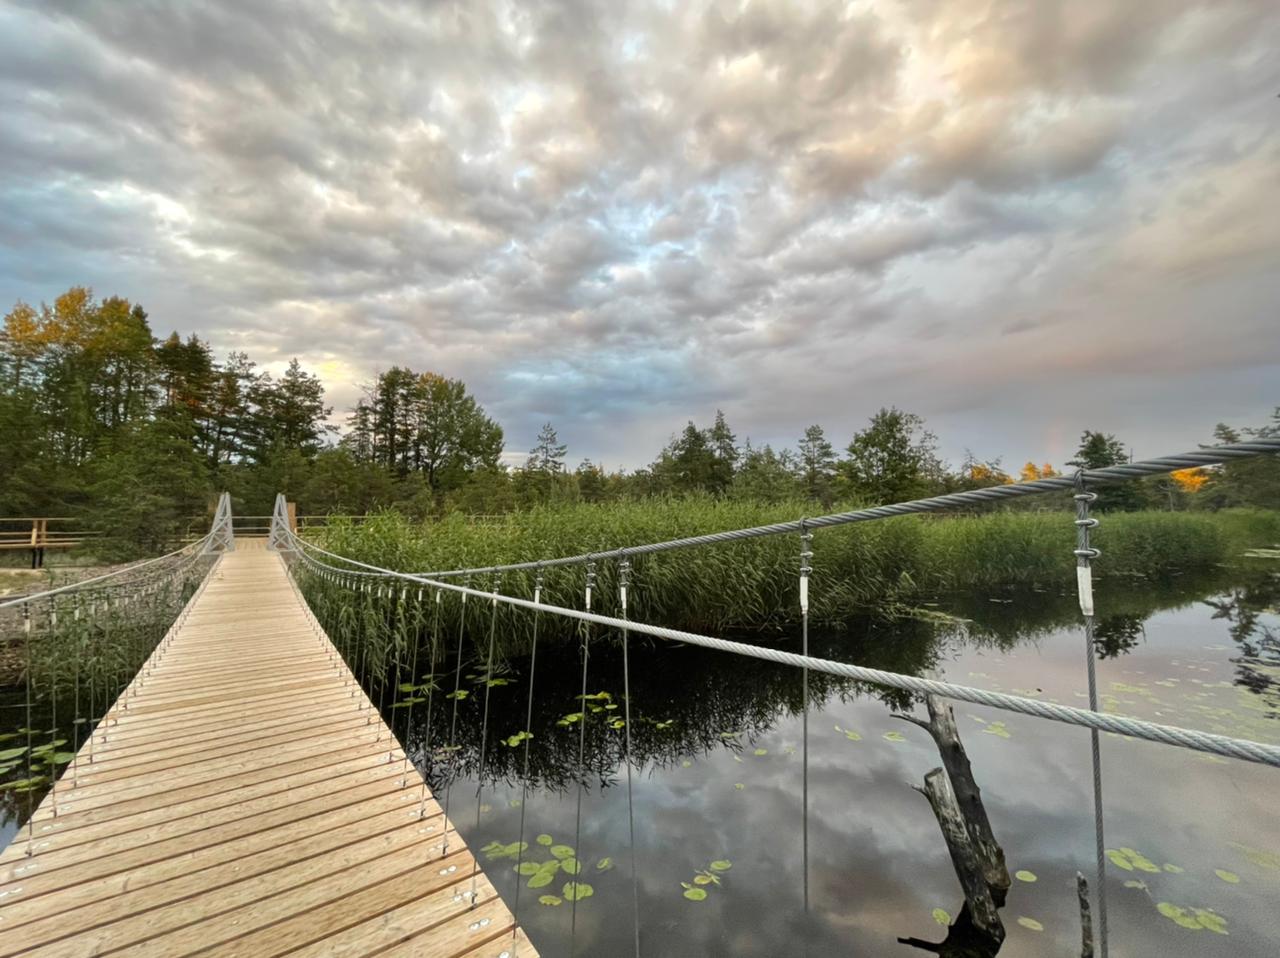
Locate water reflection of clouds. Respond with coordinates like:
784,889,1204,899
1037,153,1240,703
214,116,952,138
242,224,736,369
464,594,1280,956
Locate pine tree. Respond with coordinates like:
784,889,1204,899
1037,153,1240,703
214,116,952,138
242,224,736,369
797,424,836,504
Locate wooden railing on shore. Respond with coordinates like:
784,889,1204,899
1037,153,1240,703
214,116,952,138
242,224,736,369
0,518,99,567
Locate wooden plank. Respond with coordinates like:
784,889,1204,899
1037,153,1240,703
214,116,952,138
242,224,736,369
0,547,536,957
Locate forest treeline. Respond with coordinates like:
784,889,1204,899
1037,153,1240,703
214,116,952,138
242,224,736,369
1,288,1276,555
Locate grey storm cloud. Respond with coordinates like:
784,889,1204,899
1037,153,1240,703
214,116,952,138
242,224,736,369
1,0,1278,470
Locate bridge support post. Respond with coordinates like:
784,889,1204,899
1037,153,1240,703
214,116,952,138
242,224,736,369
267,493,294,552
202,492,236,554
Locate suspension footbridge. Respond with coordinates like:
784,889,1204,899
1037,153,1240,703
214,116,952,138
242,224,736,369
0,437,1277,956
0,523,532,958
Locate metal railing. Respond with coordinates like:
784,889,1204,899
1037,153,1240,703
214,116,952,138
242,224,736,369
267,435,1280,958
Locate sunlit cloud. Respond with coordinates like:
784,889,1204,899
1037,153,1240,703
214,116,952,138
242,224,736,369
0,0,1276,468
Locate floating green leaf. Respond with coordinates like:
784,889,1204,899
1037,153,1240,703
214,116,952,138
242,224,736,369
550,845,576,860
536,834,553,846
1015,870,1037,883
683,887,707,902
539,895,562,906
445,690,469,701
503,731,533,748
753,748,768,756
1162,864,1184,874
709,860,732,872
693,874,714,885
1016,917,1044,932
596,857,615,872
1156,902,1203,931
1123,880,1148,889
0,746,28,761
1214,869,1240,884
556,713,583,727
1194,909,1228,935
563,881,593,901
982,722,1011,739
561,857,581,875
932,908,951,926
842,729,862,741
883,731,906,742
733,783,745,791
528,869,557,889
1106,847,1160,873
1228,841,1280,870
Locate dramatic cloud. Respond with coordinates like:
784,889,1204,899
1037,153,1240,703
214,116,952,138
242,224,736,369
1,0,1277,468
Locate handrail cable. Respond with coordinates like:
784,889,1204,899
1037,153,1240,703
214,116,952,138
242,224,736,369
280,537,1280,769
301,438,1279,579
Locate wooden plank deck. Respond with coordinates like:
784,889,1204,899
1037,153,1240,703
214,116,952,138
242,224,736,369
0,540,535,958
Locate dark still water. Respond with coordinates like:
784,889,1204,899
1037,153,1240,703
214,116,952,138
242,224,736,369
2,563,1277,956
393,565,1280,957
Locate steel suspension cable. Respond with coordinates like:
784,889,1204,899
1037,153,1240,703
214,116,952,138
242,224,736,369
282,540,1280,768
440,578,471,856
618,554,641,958
1074,476,1109,958
569,559,597,957
378,439,1280,579
469,574,502,908
799,523,812,952
510,568,544,958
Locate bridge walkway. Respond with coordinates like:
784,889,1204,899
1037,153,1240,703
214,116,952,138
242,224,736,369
0,540,533,958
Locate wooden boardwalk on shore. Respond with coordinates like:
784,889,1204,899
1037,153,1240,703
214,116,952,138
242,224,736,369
0,540,534,958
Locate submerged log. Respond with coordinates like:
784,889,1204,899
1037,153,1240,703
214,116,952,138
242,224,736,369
897,694,1011,903
1077,871,1094,958
897,905,1002,958
914,768,1005,943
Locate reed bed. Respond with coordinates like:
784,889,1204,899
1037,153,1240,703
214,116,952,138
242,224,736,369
300,500,1275,654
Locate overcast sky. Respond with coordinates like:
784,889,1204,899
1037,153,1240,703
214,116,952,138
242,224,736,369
1,0,1277,470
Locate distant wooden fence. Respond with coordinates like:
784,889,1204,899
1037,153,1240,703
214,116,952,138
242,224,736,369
3,506,496,567
0,518,98,568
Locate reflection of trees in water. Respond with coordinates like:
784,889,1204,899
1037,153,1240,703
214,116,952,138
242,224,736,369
331,568,1252,794
1202,569,1280,716
936,567,1226,651
1091,612,1146,659
386,617,944,793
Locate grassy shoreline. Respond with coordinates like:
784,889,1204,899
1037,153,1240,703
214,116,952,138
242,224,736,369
305,503,1280,650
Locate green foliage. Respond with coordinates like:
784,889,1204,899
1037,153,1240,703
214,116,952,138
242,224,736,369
310,499,1261,650
839,407,945,504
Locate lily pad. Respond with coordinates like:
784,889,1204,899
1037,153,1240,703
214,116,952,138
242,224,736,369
683,887,707,901
733,783,745,791
550,845,576,860
528,869,557,889
561,857,581,875
563,881,593,902
754,748,768,756
1162,864,1184,874
596,857,615,872
1214,869,1240,884
1015,870,1037,883
515,862,542,876
1107,847,1161,873
1016,917,1044,932
709,860,732,872
883,731,906,742
536,834,553,846
539,895,562,906
932,908,951,925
